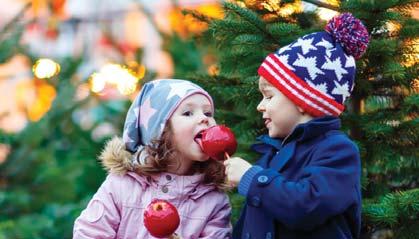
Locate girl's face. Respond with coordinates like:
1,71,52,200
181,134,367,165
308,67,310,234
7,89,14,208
168,94,216,172
257,77,309,138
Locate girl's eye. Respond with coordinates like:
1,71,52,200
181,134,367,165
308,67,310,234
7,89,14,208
204,112,213,117
182,111,192,116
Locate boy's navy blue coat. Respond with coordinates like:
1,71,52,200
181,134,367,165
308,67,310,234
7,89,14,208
233,117,361,239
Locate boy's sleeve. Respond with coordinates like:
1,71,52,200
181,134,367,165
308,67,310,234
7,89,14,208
73,174,122,239
241,137,361,230
199,194,232,238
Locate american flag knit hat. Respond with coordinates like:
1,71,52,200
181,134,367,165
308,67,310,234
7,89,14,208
258,13,369,117
122,79,214,154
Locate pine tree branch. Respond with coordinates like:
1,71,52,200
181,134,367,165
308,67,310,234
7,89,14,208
303,0,340,11
223,2,277,43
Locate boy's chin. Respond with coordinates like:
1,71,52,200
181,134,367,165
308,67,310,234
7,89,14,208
268,130,285,138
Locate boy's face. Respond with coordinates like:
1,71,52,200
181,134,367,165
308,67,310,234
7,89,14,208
169,94,216,164
257,77,306,138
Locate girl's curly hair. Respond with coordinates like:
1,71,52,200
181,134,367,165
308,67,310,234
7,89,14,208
134,124,228,191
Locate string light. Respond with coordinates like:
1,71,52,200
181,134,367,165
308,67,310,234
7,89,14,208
32,58,60,79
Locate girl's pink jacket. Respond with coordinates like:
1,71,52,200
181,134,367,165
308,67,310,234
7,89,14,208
73,138,232,239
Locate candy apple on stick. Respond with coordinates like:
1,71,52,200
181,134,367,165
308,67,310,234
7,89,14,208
144,199,180,239
196,125,237,160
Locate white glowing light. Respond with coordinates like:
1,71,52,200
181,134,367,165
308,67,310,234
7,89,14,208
89,63,140,95
317,8,338,21
33,58,60,79
90,73,106,93
117,72,138,95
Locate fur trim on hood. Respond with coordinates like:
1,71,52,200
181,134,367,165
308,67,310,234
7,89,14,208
99,137,134,175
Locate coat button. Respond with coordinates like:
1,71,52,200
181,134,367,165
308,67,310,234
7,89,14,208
166,175,172,181
251,196,261,207
161,185,169,193
244,232,250,239
266,232,272,239
257,175,268,183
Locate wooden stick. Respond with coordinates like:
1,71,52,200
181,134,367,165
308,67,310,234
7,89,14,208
168,234,180,239
224,152,230,160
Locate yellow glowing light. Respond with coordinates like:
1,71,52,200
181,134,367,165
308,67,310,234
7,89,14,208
33,58,60,79
127,61,146,79
90,73,106,93
277,3,302,17
317,8,339,21
89,63,140,96
386,21,402,34
412,79,419,93
27,81,57,122
401,38,419,67
262,0,281,12
116,73,138,95
169,3,223,37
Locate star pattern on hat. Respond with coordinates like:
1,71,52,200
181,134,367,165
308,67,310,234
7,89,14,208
293,53,324,80
278,54,295,71
321,57,348,81
140,98,157,129
345,54,356,68
166,82,196,99
332,81,350,101
307,80,330,97
292,37,317,54
316,38,334,58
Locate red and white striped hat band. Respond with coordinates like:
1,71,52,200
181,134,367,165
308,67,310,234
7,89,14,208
258,53,345,117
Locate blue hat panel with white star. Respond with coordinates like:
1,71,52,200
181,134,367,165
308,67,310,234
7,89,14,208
123,79,213,153
276,32,356,104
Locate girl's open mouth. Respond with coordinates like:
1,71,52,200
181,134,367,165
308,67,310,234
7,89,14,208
194,131,204,149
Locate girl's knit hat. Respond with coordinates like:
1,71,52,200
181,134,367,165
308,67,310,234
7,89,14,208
122,79,213,159
258,13,369,117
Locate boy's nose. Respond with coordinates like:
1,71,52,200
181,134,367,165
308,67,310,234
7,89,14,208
257,102,264,112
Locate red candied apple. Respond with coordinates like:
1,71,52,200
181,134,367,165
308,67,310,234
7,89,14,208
197,125,237,161
144,199,180,238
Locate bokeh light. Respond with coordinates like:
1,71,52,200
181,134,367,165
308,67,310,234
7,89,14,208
89,63,141,96
32,58,61,79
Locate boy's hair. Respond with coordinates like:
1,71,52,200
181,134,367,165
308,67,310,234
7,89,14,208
258,13,369,117
135,124,228,190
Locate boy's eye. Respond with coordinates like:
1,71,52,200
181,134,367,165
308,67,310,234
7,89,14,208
204,112,213,117
265,96,272,100
182,111,192,116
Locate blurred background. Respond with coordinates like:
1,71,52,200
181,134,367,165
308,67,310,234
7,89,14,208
0,0,417,238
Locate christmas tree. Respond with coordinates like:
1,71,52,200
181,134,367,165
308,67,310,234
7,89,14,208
0,3,144,238
188,0,418,238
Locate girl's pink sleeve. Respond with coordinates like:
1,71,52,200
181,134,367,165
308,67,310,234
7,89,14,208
73,174,122,239
199,194,233,239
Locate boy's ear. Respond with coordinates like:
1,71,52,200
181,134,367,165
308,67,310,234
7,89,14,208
297,106,305,114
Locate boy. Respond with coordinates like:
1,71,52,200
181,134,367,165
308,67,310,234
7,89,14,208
224,13,369,239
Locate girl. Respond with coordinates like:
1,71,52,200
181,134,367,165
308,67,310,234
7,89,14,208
73,79,232,238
